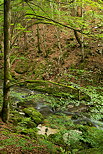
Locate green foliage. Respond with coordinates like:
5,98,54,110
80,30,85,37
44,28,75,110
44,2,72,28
63,130,82,145
23,107,44,124
10,91,26,102
38,137,59,153
80,86,103,120
64,68,94,85
47,128,83,152
0,53,4,59
47,122,103,152
0,0,103,153
16,117,36,128
16,126,37,138
1,130,11,136
0,134,36,150
10,55,26,64
0,93,3,107
0,133,31,148
0,137,18,146
82,127,103,149
10,111,38,138
78,148,103,154
46,114,74,129
14,59,30,74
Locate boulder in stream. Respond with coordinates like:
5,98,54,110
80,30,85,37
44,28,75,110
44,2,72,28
23,107,44,125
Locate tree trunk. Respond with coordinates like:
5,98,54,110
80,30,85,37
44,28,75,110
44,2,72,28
36,24,41,54
74,30,82,47
1,0,11,123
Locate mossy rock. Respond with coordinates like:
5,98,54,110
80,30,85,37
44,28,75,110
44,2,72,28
12,116,36,128
14,59,29,74
23,107,43,125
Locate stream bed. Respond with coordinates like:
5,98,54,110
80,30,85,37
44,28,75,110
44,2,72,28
0,81,103,130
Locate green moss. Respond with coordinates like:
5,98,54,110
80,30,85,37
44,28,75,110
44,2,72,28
0,53,4,60
15,59,29,74
23,107,43,125
0,69,4,80
82,127,103,148
34,62,46,79
18,117,37,128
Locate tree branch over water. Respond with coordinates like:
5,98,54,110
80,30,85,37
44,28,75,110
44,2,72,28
9,80,76,90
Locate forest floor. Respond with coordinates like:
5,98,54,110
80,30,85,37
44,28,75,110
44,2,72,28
0,24,103,86
0,118,51,154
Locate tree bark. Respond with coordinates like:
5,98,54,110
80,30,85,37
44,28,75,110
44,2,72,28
36,24,41,54
1,0,11,123
74,30,82,47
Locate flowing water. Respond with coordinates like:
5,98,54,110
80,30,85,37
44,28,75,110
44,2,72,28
0,80,103,130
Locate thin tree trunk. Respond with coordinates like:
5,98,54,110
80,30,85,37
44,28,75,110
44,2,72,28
1,0,11,123
50,0,62,63
22,2,28,50
42,25,47,56
36,24,41,54
81,0,84,60
74,30,82,47
72,0,82,47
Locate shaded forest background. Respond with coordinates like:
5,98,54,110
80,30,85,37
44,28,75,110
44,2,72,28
0,0,103,86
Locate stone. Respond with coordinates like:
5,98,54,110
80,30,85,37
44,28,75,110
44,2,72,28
23,107,43,125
